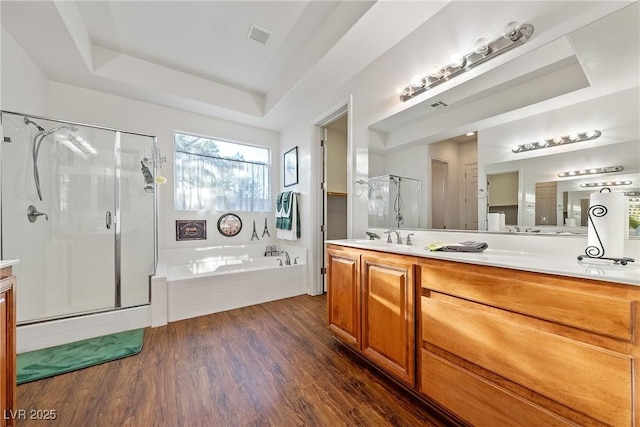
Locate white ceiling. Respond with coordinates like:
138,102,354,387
1,1,637,135
1,0,449,130
75,1,343,96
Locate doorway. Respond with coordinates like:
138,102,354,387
431,159,448,229
429,132,478,229
319,111,349,293
463,162,478,230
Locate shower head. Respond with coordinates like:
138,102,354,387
41,125,79,139
24,117,45,132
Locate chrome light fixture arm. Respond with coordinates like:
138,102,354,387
399,22,534,102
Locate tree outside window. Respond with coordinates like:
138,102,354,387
174,132,271,212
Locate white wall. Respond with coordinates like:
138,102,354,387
0,28,49,116
47,82,281,252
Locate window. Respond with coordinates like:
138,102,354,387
174,132,271,211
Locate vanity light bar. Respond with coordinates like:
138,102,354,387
398,21,534,102
580,180,632,188
511,130,601,153
557,165,623,178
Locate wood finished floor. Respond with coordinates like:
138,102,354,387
17,294,453,427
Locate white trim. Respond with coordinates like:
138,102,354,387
310,97,353,296
17,306,151,353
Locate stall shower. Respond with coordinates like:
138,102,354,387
367,174,421,229
0,111,157,338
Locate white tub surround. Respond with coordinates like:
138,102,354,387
330,229,640,286
155,244,307,323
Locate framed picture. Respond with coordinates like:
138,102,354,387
284,146,298,187
176,220,207,241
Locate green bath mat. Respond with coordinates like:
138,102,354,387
17,329,144,384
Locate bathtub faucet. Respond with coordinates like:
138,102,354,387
281,251,291,265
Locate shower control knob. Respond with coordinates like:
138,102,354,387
27,205,48,222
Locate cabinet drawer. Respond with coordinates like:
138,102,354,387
420,259,633,340
420,350,574,427
422,294,632,427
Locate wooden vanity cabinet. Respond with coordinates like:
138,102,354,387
326,245,417,386
0,267,16,427
418,258,639,427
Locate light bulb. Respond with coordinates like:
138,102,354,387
429,65,444,79
465,132,475,136
578,170,587,175
503,21,522,41
411,75,423,87
396,85,405,94
586,130,598,138
473,38,490,55
538,140,548,147
558,172,567,177
568,171,576,176
569,133,579,141
553,137,563,144
511,145,521,153
589,168,598,174
449,53,465,68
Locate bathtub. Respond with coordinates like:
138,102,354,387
153,244,307,323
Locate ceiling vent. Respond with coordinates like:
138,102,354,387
430,100,449,109
248,24,272,46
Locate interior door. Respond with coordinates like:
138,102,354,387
321,127,328,293
431,159,448,229
535,181,558,226
464,162,478,230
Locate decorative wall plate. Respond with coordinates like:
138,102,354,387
217,213,242,237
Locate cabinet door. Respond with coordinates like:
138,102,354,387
361,253,415,386
327,247,361,347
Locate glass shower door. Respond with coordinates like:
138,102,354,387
1,112,117,323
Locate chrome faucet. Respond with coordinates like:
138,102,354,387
27,205,48,222
281,251,291,265
386,229,402,244
406,233,414,246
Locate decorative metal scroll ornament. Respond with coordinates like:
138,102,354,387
577,188,635,265
584,203,607,258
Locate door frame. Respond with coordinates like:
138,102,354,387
312,100,351,294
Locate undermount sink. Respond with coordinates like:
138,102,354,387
353,239,398,246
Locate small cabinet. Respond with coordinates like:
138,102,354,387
326,245,417,387
0,268,16,427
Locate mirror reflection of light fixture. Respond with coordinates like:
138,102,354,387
511,130,601,153
580,180,632,188
557,165,623,178
398,21,534,102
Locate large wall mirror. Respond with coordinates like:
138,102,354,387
367,3,639,237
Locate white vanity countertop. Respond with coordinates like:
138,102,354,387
326,239,640,286
0,260,20,269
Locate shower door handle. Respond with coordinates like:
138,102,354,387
106,211,113,229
